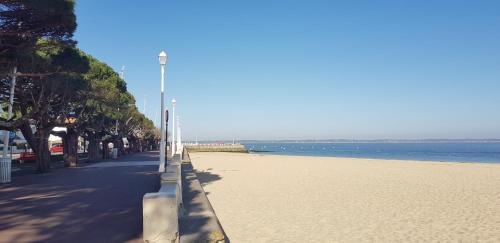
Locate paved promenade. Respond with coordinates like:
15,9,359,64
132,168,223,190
0,151,161,243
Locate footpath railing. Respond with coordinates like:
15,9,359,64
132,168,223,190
143,149,226,243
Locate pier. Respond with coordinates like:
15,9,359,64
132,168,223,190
185,144,247,153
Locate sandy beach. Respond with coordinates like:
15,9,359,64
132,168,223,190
190,152,500,242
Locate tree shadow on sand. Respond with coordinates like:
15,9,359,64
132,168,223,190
194,169,222,187
180,163,229,242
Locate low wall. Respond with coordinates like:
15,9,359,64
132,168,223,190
185,144,247,153
143,155,182,243
143,150,227,243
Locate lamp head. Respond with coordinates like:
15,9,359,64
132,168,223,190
158,51,167,65
172,98,176,106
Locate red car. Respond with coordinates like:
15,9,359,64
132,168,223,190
20,152,36,163
50,145,63,153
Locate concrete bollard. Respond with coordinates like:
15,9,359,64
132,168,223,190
143,184,179,243
172,154,181,163
143,155,186,242
161,171,180,187
166,163,182,193
161,172,183,214
166,163,181,176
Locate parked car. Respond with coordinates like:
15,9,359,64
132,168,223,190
19,152,36,163
50,145,63,153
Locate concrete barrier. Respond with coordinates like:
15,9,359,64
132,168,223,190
172,154,181,163
161,168,182,213
143,149,227,243
169,155,183,199
166,163,181,175
143,185,179,243
143,154,184,243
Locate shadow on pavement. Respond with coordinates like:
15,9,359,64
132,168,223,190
0,151,161,243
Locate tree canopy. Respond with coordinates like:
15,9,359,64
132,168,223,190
0,0,77,74
0,1,159,172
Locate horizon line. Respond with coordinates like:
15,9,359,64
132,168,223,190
182,138,500,142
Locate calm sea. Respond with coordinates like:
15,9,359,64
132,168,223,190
243,142,500,163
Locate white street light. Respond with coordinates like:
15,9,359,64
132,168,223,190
171,98,176,157
158,51,168,172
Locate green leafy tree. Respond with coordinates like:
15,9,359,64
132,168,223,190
1,1,158,171
0,0,81,172
0,0,76,74
76,54,129,161
12,41,88,172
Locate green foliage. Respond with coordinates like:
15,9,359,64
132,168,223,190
1,1,86,127
1,1,157,171
13,41,89,126
76,53,156,141
0,0,77,74
80,55,125,124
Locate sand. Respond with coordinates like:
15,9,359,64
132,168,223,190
189,152,500,243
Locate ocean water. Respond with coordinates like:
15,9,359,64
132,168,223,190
243,142,500,163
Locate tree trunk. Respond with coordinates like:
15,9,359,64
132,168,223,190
62,132,68,160
130,138,134,153
102,141,110,159
19,121,37,153
135,139,140,152
87,133,100,162
63,128,78,167
113,139,118,156
35,128,51,173
118,138,125,156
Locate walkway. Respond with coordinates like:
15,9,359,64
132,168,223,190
0,151,161,243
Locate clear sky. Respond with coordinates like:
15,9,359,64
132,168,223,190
74,1,500,140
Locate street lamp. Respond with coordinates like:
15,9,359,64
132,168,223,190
115,108,120,135
171,98,176,156
158,51,168,172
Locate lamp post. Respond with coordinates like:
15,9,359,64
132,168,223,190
115,107,120,135
158,51,168,172
171,98,176,157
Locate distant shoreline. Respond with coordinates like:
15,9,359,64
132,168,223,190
245,151,500,165
188,139,500,144
241,140,500,144
243,142,500,164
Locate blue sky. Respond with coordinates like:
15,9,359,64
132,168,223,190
74,1,500,140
